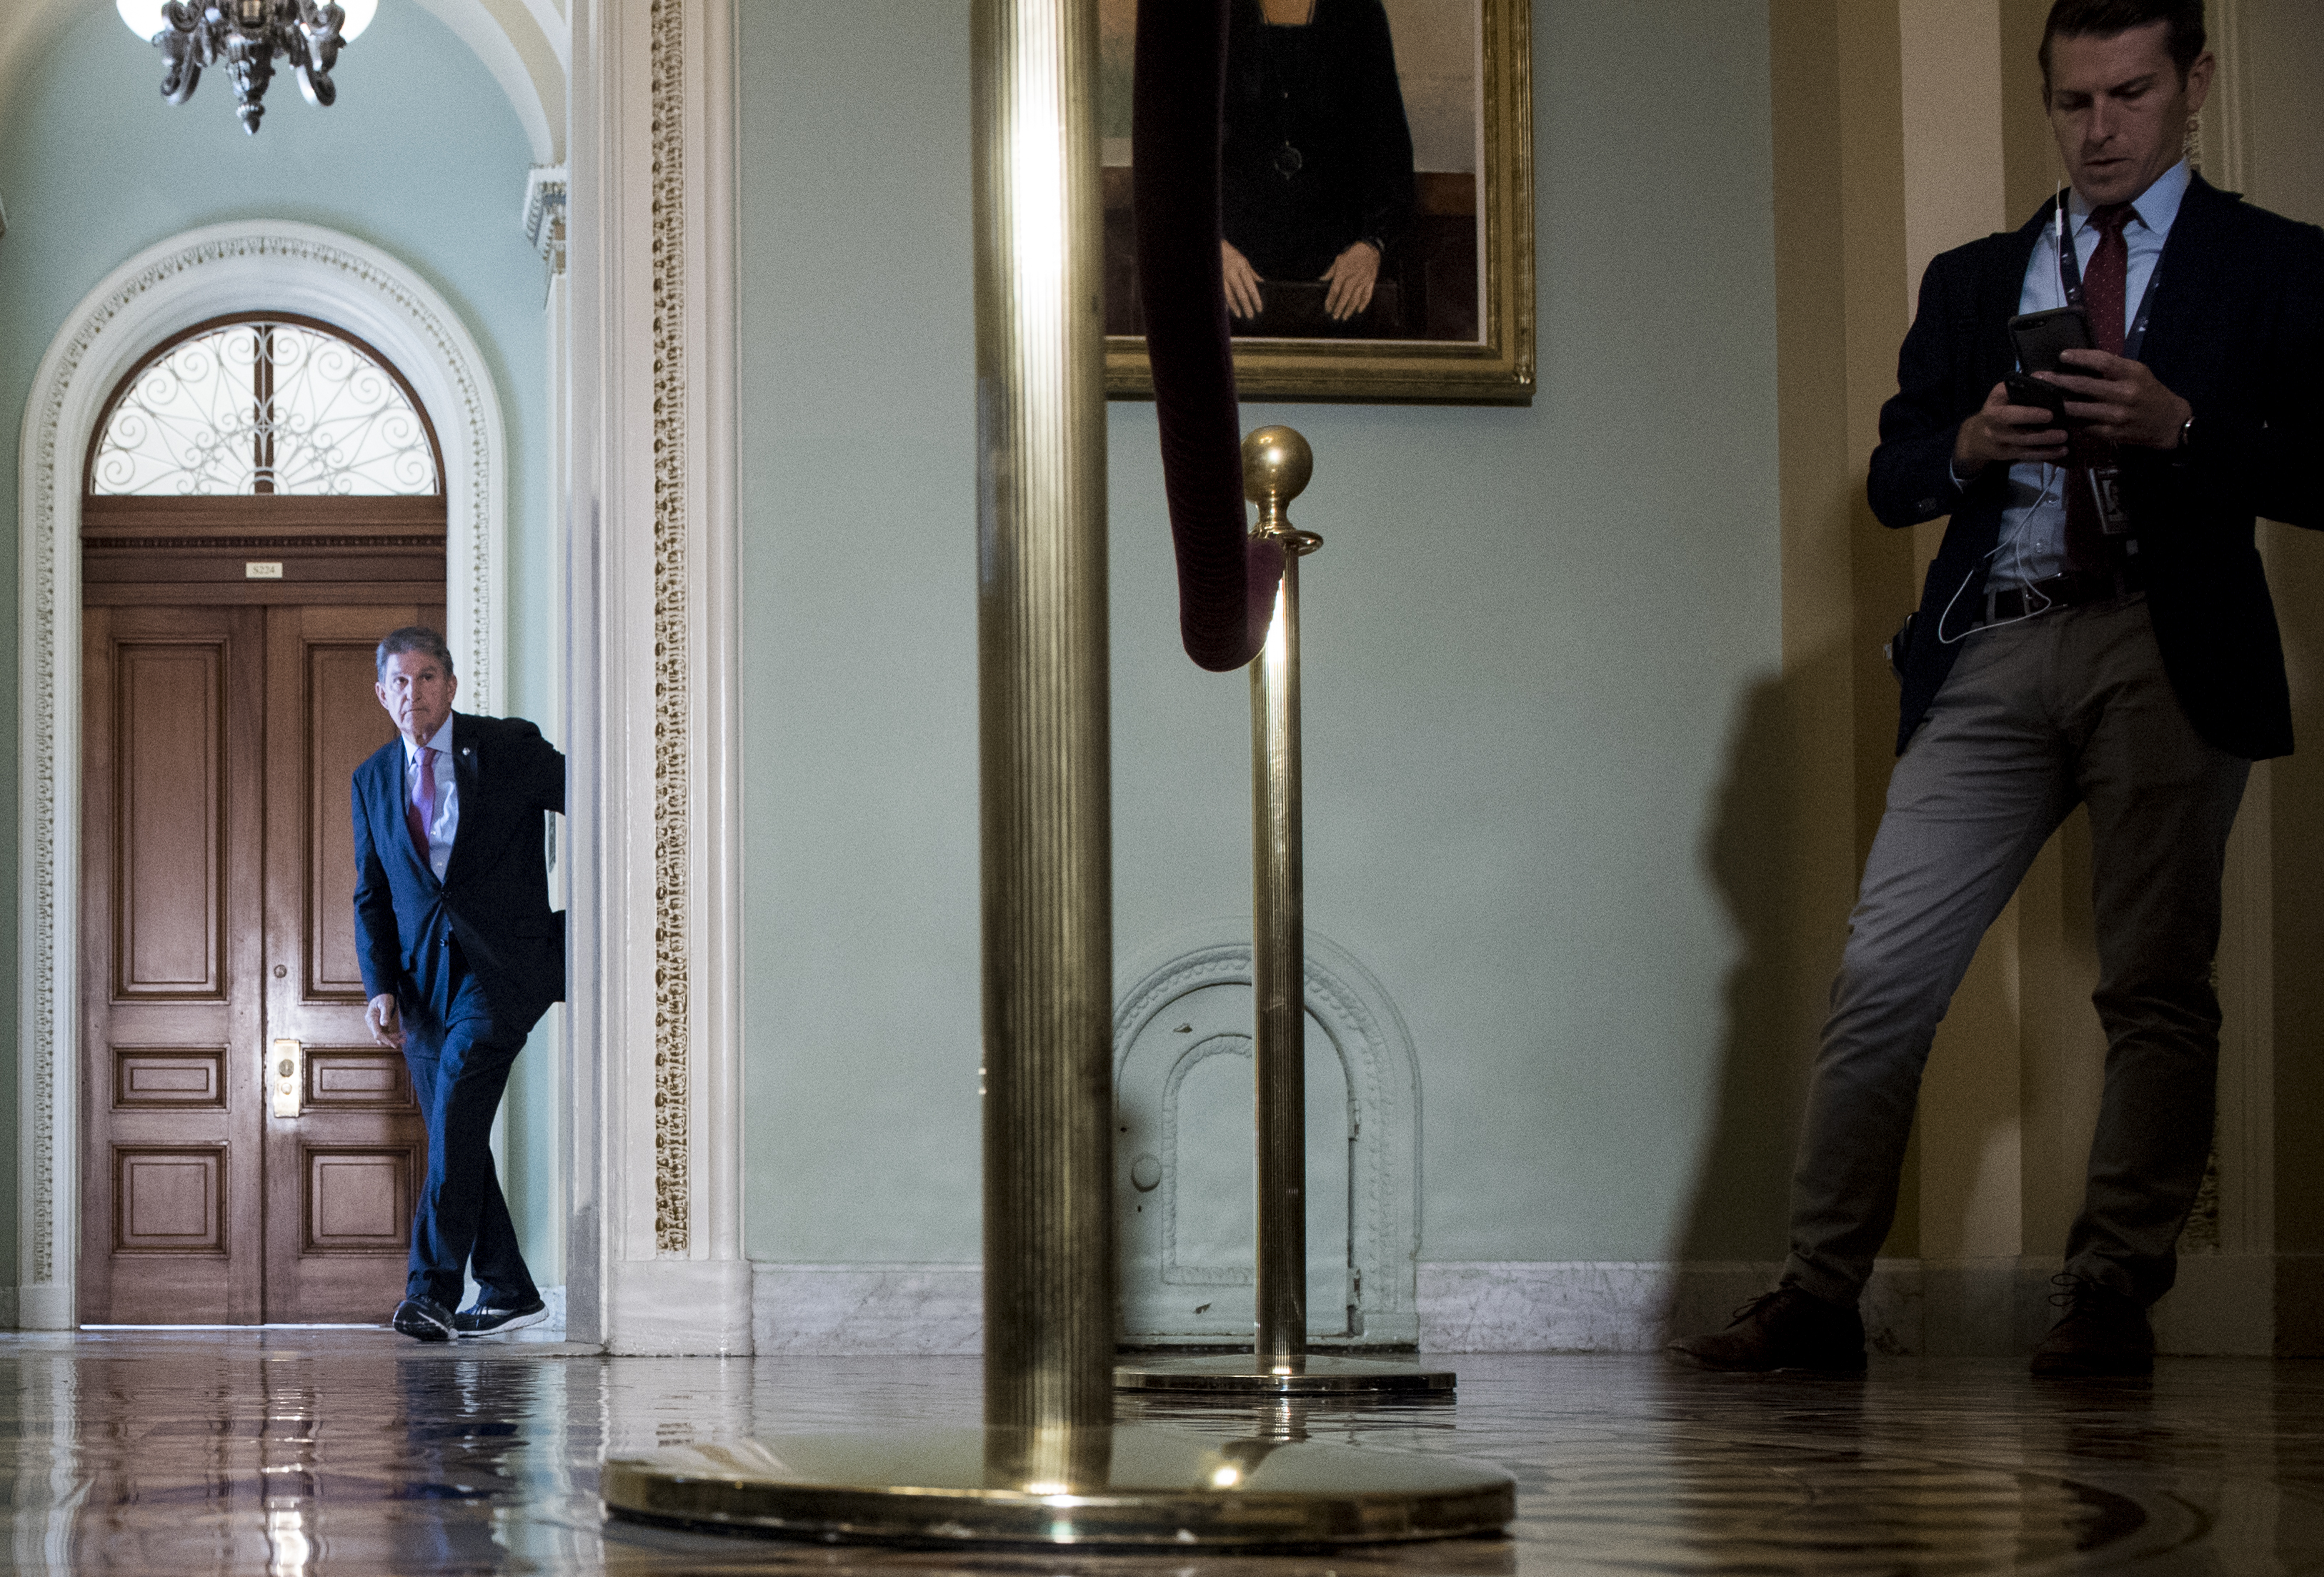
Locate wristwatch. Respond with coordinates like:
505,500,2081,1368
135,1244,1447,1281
2176,411,2195,451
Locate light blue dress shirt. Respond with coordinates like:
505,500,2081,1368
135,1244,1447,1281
1982,159,2190,593
402,716,461,881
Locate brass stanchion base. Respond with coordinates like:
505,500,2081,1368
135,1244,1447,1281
1114,1353,1457,1394
602,1424,1510,1547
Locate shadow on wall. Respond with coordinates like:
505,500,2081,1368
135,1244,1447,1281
1671,650,1852,1269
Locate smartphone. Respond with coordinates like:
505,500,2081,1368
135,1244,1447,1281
2009,307,2093,376
2003,372,2070,426
2006,308,2093,429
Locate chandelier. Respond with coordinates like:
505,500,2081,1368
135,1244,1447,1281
116,0,377,134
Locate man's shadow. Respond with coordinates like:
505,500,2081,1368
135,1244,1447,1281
1664,652,1867,1340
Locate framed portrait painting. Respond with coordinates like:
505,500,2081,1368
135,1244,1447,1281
1100,0,1534,404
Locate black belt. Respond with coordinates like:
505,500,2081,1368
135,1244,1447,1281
1983,559,2144,624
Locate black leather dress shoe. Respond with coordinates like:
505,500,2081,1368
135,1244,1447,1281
1667,1285,1867,1375
453,1296,549,1338
392,1295,454,1343
2030,1275,2153,1377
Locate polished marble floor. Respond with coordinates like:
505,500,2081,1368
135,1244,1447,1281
1,1334,2318,1573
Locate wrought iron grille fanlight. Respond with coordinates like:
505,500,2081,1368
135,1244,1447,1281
89,318,442,498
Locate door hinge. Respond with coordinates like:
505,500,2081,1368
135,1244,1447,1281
271,1039,303,1118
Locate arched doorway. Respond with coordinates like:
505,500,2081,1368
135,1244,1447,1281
14,222,513,1330
78,314,450,1323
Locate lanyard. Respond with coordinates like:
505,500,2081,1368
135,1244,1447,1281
2053,192,2162,360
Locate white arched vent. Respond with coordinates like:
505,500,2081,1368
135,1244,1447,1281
1114,927,1422,1348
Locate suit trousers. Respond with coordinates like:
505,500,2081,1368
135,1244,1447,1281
1782,593,2248,1310
402,960,537,1310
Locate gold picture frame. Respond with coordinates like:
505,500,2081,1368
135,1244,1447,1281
1102,0,1533,405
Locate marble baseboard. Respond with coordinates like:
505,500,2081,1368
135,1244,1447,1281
16,1258,2306,1354
9,1284,71,1332
1417,1256,2324,1356
753,1263,983,1355
606,1259,752,1355
2154,1253,2324,1357
1882,1254,2324,1358
1415,1260,1921,1353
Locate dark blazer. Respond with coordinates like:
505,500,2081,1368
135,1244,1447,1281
1222,0,1415,281
351,712,567,1033
1872,174,2324,759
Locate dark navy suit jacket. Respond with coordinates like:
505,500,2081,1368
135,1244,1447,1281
351,712,567,1033
1873,174,2324,760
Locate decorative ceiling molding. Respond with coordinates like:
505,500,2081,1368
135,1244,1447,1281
409,0,568,164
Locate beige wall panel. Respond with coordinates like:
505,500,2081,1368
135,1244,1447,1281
1899,0,2006,309
1768,0,1917,1253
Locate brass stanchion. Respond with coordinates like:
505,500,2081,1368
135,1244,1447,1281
1115,429,1457,1397
602,3,1503,1545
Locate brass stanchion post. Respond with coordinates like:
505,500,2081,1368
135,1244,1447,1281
1116,429,1456,1396
601,7,1502,1542
1252,472,1315,1379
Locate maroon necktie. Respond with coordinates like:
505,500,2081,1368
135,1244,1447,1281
405,746,437,867
2061,203,2134,573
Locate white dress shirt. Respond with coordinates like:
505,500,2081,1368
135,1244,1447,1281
403,716,460,881
1984,159,2190,592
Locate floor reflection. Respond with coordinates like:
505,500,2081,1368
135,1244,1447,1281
0,1335,2318,1573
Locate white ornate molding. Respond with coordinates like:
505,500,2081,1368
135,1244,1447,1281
565,0,744,1353
524,164,569,280
13,220,509,1325
646,0,694,1261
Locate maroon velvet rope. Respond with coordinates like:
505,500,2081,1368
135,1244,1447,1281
1133,0,1285,672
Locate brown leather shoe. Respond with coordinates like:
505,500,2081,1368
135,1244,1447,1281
1667,1285,1867,1375
2030,1275,2153,1377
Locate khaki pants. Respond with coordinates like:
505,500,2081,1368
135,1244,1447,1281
1783,594,2248,1309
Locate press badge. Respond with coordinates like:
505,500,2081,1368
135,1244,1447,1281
2088,465,2132,534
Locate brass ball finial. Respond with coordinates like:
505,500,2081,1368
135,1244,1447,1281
1242,425,1312,508
1242,425,1321,554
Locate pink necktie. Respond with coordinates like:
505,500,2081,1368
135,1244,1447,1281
405,747,437,867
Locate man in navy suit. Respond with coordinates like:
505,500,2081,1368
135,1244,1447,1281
353,627,565,1341
1674,0,2321,1377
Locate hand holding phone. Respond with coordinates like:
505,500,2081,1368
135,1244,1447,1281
2004,372,2069,426
2007,308,2093,430
2009,307,2093,375
1956,379,2070,473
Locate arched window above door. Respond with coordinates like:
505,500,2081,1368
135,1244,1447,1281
79,311,449,610
86,315,443,498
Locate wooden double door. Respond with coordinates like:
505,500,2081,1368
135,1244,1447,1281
80,602,442,1323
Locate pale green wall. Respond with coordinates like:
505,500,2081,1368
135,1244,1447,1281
739,1,1783,1265
0,2,561,1293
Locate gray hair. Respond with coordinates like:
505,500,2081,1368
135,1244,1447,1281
375,626,457,681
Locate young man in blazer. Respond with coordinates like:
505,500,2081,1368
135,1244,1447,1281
1674,0,2322,1377
353,627,566,1340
